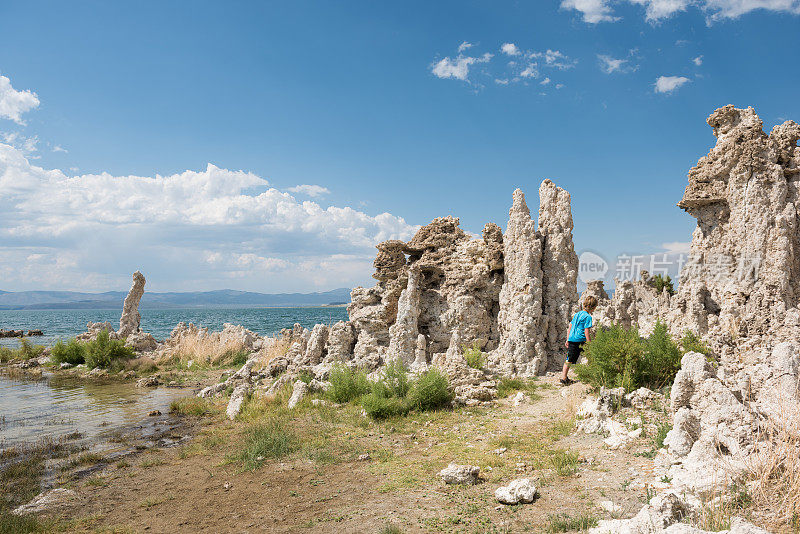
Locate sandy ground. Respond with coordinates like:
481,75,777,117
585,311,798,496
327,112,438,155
44,377,669,533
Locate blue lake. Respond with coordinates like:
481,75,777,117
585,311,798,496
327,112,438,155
0,307,349,348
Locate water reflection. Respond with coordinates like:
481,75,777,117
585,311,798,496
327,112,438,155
0,374,189,449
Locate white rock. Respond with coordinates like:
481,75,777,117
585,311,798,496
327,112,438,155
13,489,76,515
495,478,538,505
438,463,480,485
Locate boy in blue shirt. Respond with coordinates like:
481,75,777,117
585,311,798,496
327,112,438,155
561,295,598,385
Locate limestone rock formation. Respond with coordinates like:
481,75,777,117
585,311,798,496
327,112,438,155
118,271,145,338
438,463,480,485
272,181,581,388
492,189,546,375
494,478,538,505
539,179,579,365
674,105,800,343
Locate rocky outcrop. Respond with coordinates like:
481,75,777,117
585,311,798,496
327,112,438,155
301,181,581,380
493,189,546,376
119,271,145,338
539,179,579,367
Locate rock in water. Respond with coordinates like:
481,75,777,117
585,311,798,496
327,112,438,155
494,478,537,504
438,463,480,485
119,271,145,338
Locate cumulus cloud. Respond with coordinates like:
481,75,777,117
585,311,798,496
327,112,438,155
560,0,619,22
458,41,474,53
0,75,39,125
533,49,577,70
0,143,417,291
661,241,691,254
52,144,68,153
692,55,704,66
597,54,625,73
540,77,551,85
431,52,493,82
563,0,800,23
501,43,520,56
287,184,330,197
654,75,690,93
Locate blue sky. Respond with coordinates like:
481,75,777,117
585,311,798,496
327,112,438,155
1,0,799,293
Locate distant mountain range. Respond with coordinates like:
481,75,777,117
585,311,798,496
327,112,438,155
0,288,352,310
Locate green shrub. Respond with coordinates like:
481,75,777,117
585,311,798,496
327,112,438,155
640,321,683,391
372,358,410,399
574,324,644,392
327,364,370,403
546,512,599,533
225,349,249,367
297,370,315,384
462,340,487,369
576,322,685,392
652,274,675,295
0,340,45,363
408,368,452,411
361,394,410,419
236,417,300,470
16,340,44,361
84,330,135,369
680,330,709,355
50,339,86,365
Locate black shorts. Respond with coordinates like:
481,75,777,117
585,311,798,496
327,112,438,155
566,341,584,364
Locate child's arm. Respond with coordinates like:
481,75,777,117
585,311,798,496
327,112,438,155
565,322,571,347
584,328,591,343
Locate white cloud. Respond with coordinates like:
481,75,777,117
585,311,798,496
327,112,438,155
692,55,704,65
597,54,627,73
520,65,538,78
0,143,417,291
2,132,38,156
458,41,474,53
628,0,691,21
431,51,492,82
560,0,619,22
0,75,39,125
661,241,691,254
533,49,577,69
540,77,551,85
501,43,520,56
287,184,330,197
563,0,800,23
556,83,565,89
52,144,68,153
654,75,691,93
494,78,510,85
703,0,800,20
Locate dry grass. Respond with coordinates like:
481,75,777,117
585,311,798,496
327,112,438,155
745,402,800,531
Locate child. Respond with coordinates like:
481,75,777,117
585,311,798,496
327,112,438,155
561,295,598,385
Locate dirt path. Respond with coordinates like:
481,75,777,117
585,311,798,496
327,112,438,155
51,377,664,533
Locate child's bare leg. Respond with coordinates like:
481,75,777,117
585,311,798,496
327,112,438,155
561,362,570,381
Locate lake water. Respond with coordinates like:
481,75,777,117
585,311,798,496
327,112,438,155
0,307,349,348
0,374,191,450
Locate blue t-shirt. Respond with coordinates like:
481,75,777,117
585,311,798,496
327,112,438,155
568,310,593,342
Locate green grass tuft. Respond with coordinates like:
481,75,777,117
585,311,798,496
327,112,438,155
327,364,370,404
235,417,300,470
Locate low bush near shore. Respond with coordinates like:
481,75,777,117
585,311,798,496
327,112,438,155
50,330,134,369
327,364,370,403
0,339,45,363
362,361,452,419
575,321,700,392
236,417,300,470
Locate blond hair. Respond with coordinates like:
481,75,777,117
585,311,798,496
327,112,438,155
582,295,598,313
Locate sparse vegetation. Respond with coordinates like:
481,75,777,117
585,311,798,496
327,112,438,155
462,340,487,370
50,338,86,365
546,512,599,532
327,364,370,403
49,330,134,369
170,397,213,416
235,417,300,470
679,330,710,356
407,367,452,411
575,321,683,392
0,339,45,363
652,273,675,295
360,360,452,419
